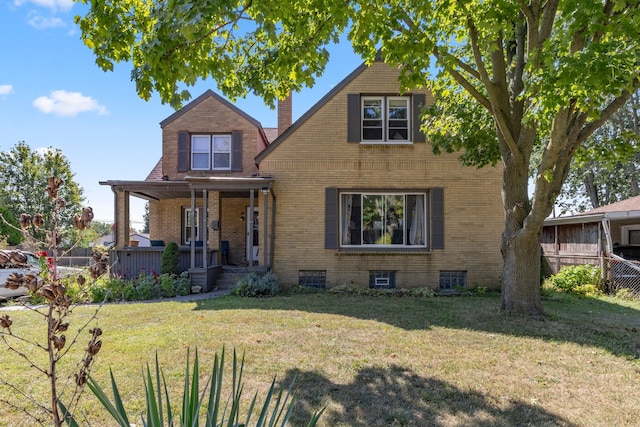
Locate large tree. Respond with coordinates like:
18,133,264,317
556,90,640,214
76,0,639,316
0,142,85,238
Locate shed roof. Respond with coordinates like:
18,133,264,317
544,195,640,226
579,195,640,215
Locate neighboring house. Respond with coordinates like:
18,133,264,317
129,233,150,247
542,195,640,275
101,59,505,290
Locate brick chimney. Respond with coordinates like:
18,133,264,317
277,95,292,136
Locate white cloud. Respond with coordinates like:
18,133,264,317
28,14,65,29
33,90,109,117
0,85,14,96
13,0,73,12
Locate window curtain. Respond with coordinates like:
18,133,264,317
409,195,425,245
341,194,353,245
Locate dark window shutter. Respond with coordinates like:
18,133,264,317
325,187,338,249
347,94,361,142
412,94,426,143
431,188,444,249
231,131,243,171
177,131,189,172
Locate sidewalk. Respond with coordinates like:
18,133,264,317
0,287,233,311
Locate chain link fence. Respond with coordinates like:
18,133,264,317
603,256,640,296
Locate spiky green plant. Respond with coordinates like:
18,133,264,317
87,347,324,427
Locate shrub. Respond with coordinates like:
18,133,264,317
161,242,180,275
232,271,280,297
89,279,108,303
174,272,191,296
544,264,603,296
328,285,436,298
158,273,177,298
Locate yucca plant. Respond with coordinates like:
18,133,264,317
87,347,324,426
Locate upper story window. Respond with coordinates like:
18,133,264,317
191,135,231,170
361,96,410,143
177,131,242,173
347,93,426,144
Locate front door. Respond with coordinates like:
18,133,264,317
246,207,259,263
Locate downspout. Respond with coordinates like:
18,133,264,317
263,188,268,267
270,188,276,270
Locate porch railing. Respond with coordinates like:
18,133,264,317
109,247,219,279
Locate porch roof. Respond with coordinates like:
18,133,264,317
100,176,275,201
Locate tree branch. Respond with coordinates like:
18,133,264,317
578,79,640,144
467,17,521,159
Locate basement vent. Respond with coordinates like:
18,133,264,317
369,271,396,289
439,271,467,290
298,270,327,289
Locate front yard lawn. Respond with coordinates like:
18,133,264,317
1,291,639,426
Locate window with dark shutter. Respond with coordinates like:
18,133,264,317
325,187,338,249
231,131,243,171
431,188,444,249
177,131,189,172
347,94,361,142
412,94,426,143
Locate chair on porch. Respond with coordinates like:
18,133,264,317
221,240,229,265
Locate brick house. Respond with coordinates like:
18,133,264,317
101,59,504,291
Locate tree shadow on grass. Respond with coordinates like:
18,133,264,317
192,292,640,360
278,364,576,427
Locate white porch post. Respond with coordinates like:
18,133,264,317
248,189,254,265
202,189,208,268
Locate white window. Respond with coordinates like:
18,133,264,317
191,135,231,170
621,225,640,245
361,96,410,143
340,192,426,247
184,208,200,244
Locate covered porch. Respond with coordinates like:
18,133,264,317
101,176,276,291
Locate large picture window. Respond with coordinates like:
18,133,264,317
191,135,231,170
361,96,410,143
340,192,426,247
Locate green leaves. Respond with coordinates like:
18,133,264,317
88,347,324,426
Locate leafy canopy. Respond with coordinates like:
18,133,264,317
76,0,640,315
0,142,85,236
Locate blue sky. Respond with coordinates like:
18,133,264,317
0,0,363,227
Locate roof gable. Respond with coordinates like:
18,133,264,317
255,62,369,163
159,89,264,131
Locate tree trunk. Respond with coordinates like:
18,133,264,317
499,145,545,317
500,227,544,316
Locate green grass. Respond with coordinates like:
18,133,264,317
1,291,639,426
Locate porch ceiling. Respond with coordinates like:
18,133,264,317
100,176,275,201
